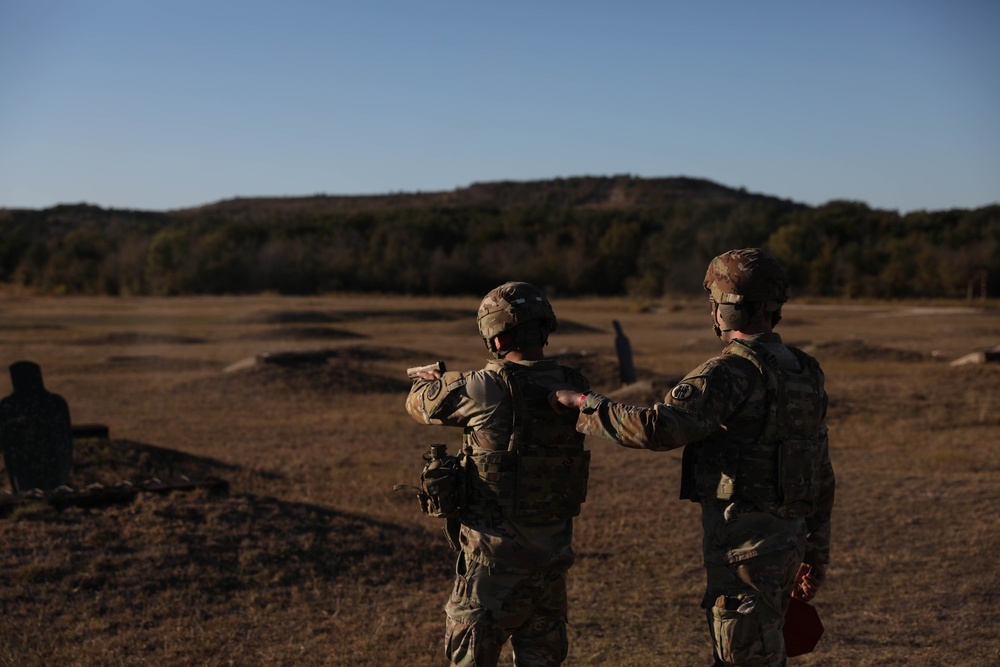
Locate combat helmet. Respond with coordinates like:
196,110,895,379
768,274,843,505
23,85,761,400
704,248,789,333
477,282,557,357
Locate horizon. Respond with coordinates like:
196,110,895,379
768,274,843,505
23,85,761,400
2,1,998,214
3,173,995,216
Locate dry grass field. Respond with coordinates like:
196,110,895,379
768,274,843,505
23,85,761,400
0,293,998,667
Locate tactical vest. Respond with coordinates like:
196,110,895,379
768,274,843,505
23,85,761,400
681,339,825,519
463,359,590,523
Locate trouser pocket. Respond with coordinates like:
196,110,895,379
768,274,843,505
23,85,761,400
445,554,500,667
445,612,494,667
708,594,783,666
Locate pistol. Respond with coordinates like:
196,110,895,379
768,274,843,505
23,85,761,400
406,361,446,379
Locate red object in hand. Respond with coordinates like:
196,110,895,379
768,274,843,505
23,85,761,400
784,596,824,657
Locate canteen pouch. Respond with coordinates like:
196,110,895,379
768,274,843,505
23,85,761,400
395,444,466,519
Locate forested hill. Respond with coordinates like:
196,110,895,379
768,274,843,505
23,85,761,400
176,176,787,218
1,175,997,299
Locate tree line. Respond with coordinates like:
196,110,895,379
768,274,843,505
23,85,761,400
1,177,997,299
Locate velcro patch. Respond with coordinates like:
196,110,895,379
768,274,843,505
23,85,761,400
466,372,506,406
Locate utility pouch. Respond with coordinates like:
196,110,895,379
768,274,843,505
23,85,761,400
775,437,821,519
694,438,740,502
512,449,590,520
394,444,466,519
466,450,518,512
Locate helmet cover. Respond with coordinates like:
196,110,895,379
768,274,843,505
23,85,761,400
703,248,789,308
477,282,557,354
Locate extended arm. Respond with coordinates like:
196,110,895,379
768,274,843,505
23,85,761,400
405,369,505,429
557,357,757,452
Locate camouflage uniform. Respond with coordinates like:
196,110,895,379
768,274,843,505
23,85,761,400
406,282,591,667
576,332,833,667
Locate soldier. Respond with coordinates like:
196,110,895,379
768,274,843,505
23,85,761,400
405,282,591,667
551,249,835,667
0,361,74,492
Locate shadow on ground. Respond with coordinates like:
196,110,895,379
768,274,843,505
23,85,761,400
1,439,449,600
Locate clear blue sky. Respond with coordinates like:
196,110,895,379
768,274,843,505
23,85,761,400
1,0,997,213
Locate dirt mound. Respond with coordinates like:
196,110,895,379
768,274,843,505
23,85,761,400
2,437,444,594
448,317,605,337
325,345,429,362
75,332,207,345
809,339,928,362
250,344,426,365
0,491,441,587
101,355,219,372
243,310,343,324
0,323,64,331
194,345,423,397
244,308,472,324
238,326,366,341
219,363,410,396
69,438,240,488
0,491,448,667
197,363,410,397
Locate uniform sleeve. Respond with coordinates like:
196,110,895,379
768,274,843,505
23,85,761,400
576,357,756,452
405,369,505,428
804,420,835,564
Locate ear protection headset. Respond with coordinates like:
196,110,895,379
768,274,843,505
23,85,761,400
713,301,782,336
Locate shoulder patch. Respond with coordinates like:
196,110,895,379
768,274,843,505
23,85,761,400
424,381,441,401
670,382,696,401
